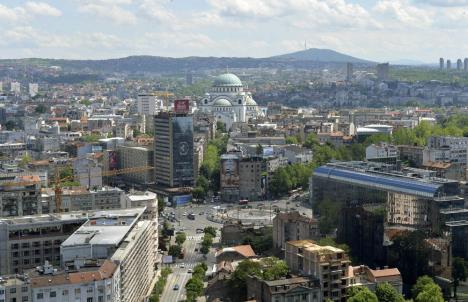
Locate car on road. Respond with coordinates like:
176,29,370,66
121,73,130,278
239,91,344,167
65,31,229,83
180,263,185,268
188,269,193,273
199,211,204,215
196,228,204,233
173,284,179,290
182,212,187,216
296,203,301,207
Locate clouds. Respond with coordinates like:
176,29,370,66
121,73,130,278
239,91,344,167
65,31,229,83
0,2,61,23
1,0,468,61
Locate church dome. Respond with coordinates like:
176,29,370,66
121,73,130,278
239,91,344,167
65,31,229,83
213,73,243,87
245,96,257,106
213,98,232,106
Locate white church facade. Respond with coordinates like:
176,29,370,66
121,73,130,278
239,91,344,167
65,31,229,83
200,73,262,130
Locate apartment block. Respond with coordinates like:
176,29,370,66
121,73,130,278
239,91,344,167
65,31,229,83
273,211,319,250
285,240,351,302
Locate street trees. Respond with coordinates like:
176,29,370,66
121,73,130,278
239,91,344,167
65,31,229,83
375,282,405,302
203,226,217,237
168,245,182,258
412,276,444,302
185,263,208,302
175,232,186,245
347,287,378,302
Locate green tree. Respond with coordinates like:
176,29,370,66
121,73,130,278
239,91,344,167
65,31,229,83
216,121,226,133
375,282,404,302
196,175,209,192
4,120,16,130
229,260,262,298
452,257,467,299
168,244,182,258
347,287,378,302
18,153,32,168
192,186,206,201
200,244,209,255
285,136,299,144
203,226,217,238
175,232,186,245
304,133,319,149
412,276,436,299
261,257,289,281
185,276,204,302
35,104,47,114
157,196,165,213
415,284,444,302
256,144,263,155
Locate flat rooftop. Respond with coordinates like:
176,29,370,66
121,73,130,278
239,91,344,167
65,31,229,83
61,208,145,247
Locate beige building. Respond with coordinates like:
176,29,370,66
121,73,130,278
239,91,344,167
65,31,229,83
285,240,351,302
273,211,319,250
387,192,429,227
247,275,321,302
0,275,31,302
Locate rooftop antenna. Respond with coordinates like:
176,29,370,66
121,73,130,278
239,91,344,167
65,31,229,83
304,40,307,50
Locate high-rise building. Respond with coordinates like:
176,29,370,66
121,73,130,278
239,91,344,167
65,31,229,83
440,58,444,69
29,83,39,97
457,59,463,70
346,62,353,81
447,59,452,69
376,63,389,81
186,71,193,85
464,58,468,71
137,93,163,116
10,82,20,94
154,111,194,188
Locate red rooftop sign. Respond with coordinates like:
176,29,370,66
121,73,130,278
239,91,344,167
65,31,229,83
174,99,190,114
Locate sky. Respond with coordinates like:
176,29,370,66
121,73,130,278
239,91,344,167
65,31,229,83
1,0,468,63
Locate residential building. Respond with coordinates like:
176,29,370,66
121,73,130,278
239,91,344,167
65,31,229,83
29,83,39,97
285,240,351,302
0,275,31,302
398,145,424,167
29,260,116,302
348,265,403,294
247,275,322,302
273,211,319,250
377,63,389,81
424,136,468,165
60,207,157,302
366,143,398,164
0,212,86,275
215,245,256,263
0,175,42,217
137,94,162,116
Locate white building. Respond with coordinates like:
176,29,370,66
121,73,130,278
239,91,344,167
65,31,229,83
29,83,39,97
10,82,21,94
60,207,157,302
200,73,262,130
366,143,398,163
137,94,163,116
424,136,468,165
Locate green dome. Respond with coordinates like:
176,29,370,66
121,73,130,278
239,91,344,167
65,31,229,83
213,73,243,87
213,98,232,106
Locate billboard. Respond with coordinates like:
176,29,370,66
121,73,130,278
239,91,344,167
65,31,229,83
220,155,240,188
174,99,190,114
108,150,118,170
172,116,194,186
174,194,192,206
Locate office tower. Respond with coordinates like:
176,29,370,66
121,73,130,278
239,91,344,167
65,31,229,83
457,59,463,70
376,63,390,81
29,83,39,97
447,59,452,69
439,58,444,69
464,58,468,71
154,109,194,188
346,62,353,81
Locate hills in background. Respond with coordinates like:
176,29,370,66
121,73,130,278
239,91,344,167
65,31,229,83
0,48,377,74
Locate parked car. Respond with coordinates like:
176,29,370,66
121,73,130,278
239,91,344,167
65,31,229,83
173,284,180,290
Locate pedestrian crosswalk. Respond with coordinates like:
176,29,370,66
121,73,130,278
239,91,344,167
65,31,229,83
171,263,198,269
187,235,203,240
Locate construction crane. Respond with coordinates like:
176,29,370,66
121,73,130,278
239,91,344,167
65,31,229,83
153,90,175,108
0,166,154,213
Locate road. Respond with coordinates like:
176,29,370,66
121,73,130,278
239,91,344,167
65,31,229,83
158,193,311,301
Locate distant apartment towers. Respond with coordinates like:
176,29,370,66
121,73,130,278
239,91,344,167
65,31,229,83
440,57,468,71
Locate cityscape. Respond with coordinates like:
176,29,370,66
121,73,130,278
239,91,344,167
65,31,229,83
1,1,468,302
